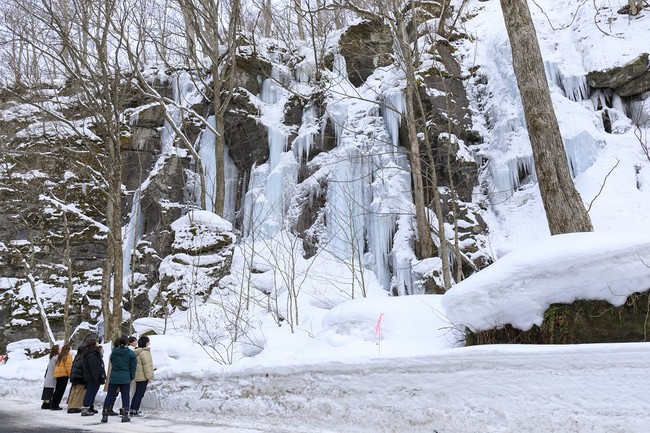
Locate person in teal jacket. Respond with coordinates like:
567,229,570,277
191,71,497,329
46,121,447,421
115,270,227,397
101,336,137,423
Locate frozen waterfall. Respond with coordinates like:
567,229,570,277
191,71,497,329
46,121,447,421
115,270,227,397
243,68,299,239
197,116,239,222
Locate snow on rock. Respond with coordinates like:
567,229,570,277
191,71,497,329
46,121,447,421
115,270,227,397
170,210,234,253
442,231,650,331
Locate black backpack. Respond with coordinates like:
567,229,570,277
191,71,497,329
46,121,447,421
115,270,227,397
70,352,85,381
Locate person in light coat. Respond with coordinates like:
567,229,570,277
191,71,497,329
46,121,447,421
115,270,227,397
129,336,154,417
41,345,60,409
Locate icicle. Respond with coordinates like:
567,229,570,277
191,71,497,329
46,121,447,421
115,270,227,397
198,116,217,213
333,50,348,80
242,68,299,239
544,61,589,102
491,155,536,201
224,149,238,223
611,93,626,113
383,89,406,152
293,104,317,161
563,131,603,177
326,146,369,261
122,188,145,280
325,102,348,148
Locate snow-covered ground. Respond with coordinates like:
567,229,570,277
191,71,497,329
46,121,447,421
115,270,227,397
2,342,650,433
2,1,650,432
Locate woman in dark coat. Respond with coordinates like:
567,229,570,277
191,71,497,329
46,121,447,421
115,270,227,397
80,339,106,416
67,344,87,413
101,336,136,423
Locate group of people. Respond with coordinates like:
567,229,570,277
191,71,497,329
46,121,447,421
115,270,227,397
41,335,155,423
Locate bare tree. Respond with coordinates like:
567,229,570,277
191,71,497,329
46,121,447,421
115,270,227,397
2,0,145,341
500,0,593,234
175,0,242,217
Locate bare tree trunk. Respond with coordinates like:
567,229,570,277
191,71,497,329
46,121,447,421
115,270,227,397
62,210,74,343
629,0,638,16
500,0,593,234
395,13,439,263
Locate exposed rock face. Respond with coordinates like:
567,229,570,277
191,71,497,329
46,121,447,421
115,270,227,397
587,53,650,97
467,291,650,345
235,54,273,95
130,153,191,296
157,212,235,311
0,118,107,351
339,19,394,87
0,21,489,352
225,91,269,173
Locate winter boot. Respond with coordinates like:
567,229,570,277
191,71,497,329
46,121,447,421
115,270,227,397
101,408,108,423
41,402,50,410
121,408,131,423
80,407,94,417
106,408,119,416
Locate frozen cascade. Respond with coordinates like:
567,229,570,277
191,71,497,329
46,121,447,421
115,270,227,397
491,156,536,201
197,116,239,221
564,132,604,178
383,89,406,151
161,71,199,153
486,55,603,204
326,146,370,262
293,104,318,162
333,51,348,81
122,188,145,281
243,67,298,239
545,61,589,102
123,71,203,283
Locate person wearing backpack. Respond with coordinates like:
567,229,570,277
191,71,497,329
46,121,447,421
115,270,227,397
129,336,154,417
66,344,87,413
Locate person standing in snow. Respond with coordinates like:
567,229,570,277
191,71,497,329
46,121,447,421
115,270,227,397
50,344,72,410
129,336,154,417
66,344,87,413
41,345,60,409
101,336,136,423
81,340,106,416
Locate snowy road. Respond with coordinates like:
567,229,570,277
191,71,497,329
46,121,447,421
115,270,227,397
2,342,649,433
0,399,264,433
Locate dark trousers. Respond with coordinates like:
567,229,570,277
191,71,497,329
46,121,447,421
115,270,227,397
50,377,69,408
83,382,101,408
130,381,148,412
103,383,131,412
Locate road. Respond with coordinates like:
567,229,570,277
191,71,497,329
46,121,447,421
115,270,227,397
0,400,263,433
3,343,650,432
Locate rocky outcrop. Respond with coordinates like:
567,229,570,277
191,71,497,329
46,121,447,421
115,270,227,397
235,54,273,95
587,53,650,97
157,212,235,311
467,291,650,345
225,90,269,172
339,19,394,87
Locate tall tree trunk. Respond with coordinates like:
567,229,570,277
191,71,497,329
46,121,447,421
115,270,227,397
108,145,124,341
500,0,593,234
62,210,74,343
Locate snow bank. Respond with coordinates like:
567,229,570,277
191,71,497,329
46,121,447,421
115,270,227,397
442,231,650,331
